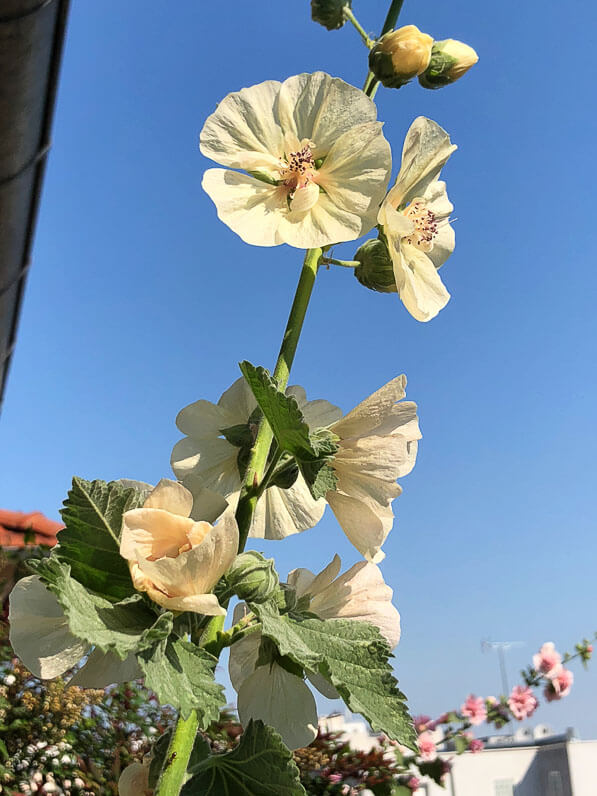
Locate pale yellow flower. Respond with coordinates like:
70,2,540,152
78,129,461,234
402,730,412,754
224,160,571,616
200,71,392,248
378,117,457,321
369,25,434,88
120,479,238,615
326,375,421,562
118,758,152,796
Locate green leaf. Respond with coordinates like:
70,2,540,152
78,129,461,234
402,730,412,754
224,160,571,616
253,603,416,750
181,720,306,796
31,557,172,658
148,730,172,789
56,477,146,601
239,362,314,459
138,638,225,723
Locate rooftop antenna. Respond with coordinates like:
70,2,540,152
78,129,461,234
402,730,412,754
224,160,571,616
481,640,524,697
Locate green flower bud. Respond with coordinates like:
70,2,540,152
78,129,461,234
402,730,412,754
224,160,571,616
369,25,433,89
311,0,352,31
225,551,278,604
354,237,397,294
419,39,479,89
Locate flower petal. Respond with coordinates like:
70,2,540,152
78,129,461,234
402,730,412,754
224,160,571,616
218,376,258,419
202,169,286,247
9,576,89,679
317,121,391,233
249,477,325,540
310,561,401,648
70,649,142,688
286,386,342,428
120,508,198,561
427,222,455,270
171,435,240,495
289,181,320,213
228,602,261,692
200,79,284,170
143,478,193,517
277,72,377,159
331,376,407,439
393,245,451,322
307,669,340,700
175,398,238,440
118,760,150,796
326,491,392,563
387,117,456,209
237,663,318,750
153,593,226,616
287,554,342,599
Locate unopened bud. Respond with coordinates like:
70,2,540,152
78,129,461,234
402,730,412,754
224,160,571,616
354,237,397,294
311,0,351,31
419,39,479,89
225,551,278,604
369,25,433,89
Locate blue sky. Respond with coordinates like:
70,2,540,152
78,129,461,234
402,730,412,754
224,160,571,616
1,0,596,737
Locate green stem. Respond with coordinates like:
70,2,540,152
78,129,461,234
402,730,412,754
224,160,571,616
155,616,225,795
343,7,374,48
363,0,407,97
322,257,360,268
235,247,322,553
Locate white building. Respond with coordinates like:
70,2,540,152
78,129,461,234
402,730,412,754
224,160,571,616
318,715,597,795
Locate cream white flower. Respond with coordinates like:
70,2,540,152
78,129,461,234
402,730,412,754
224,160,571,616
118,758,151,796
8,576,141,686
229,555,400,744
200,71,392,248
171,377,341,541
120,478,237,615
326,375,421,563
378,117,457,321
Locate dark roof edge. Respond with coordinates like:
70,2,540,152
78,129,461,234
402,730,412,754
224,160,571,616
0,0,71,411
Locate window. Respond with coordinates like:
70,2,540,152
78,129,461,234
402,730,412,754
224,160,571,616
547,770,564,796
494,780,514,796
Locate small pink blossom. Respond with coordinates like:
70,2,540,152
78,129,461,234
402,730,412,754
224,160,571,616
407,776,420,791
468,739,484,754
544,667,574,701
533,642,561,677
461,694,487,726
587,644,593,657
328,773,343,784
413,715,432,733
417,731,437,761
508,685,539,721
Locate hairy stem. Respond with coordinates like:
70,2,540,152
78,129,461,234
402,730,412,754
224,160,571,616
322,257,360,268
235,247,322,552
363,0,407,97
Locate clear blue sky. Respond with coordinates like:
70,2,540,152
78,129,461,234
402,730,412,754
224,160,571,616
2,0,596,737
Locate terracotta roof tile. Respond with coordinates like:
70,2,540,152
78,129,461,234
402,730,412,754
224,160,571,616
0,509,62,548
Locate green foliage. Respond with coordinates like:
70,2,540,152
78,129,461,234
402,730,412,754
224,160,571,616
56,477,146,601
253,603,416,750
239,362,338,499
30,557,172,658
311,0,351,31
138,638,225,723
181,720,306,795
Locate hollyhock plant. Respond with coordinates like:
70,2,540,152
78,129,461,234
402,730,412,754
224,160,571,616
508,685,538,720
119,478,238,615
171,376,341,540
460,694,487,726
200,71,392,248
533,642,562,677
229,555,401,746
326,374,421,562
375,117,457,321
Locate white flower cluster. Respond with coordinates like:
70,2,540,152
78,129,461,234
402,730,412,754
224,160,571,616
1,741,92,796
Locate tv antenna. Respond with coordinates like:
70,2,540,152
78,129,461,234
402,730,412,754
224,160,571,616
481,639,524,696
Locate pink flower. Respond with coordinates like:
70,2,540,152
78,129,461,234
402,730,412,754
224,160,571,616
533,642,561,677
413,715,432,733
544,667,574,702
407,777,420,791
417,731,437,761
328,773,343,784
461,695,487,726
508,685,539,721
587,644,593,657
468,739,484,754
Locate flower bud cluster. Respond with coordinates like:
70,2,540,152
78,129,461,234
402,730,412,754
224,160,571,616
368,25,478,90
